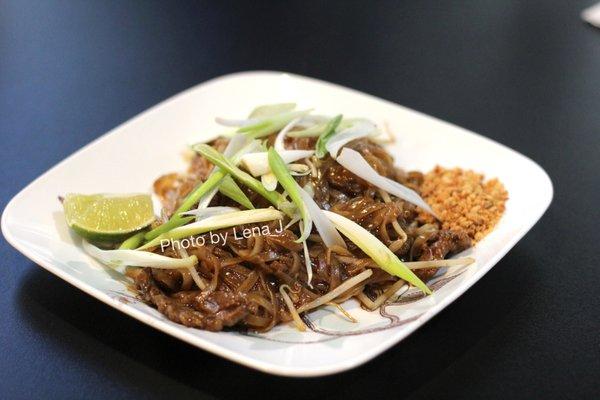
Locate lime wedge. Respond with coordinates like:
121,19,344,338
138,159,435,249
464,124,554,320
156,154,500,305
63,193,155,242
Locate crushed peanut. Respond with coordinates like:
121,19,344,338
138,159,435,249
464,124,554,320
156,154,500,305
418,166,508,242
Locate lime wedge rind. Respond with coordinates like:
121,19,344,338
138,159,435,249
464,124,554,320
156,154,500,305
63,193,155,242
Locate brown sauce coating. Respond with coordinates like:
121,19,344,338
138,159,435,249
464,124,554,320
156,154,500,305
135,135,497,331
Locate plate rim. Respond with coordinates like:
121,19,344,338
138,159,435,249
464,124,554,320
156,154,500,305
1,70,554,377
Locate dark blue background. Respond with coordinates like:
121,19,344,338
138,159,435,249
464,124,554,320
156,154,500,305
1,1,599,399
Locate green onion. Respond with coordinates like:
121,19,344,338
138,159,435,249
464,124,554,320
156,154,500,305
145,216,195,241
325,120,377,158
237,120,271,133
144,172,225,241
296,184,346,249
323,210,431,295
249,103,296,119
315,115,343,158
286,123,327,138
274,117,301,152
144,137,258,241
179,206,239,219
268,148,311,242
118,231,147,250
336,148,437,217
238,110,311,139
219,175,254,209
240,150,314,177
193,144,288,212
261,173,278,191
193,136,261,212
139,208,284,250
83,240,198,275
173,173,225,218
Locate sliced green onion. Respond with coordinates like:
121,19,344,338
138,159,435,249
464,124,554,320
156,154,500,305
193,134,251,210
315,114,343,158
193,144,288,211
172,174,225,220
144,216,195,241
118,231,147,250
288,163,311,176
268,148,311,243
284,213,301,230
261,173,278,191
240,150,314,177
336,148,437,217
139,208,285,250
219,175,254,209
288,117,355,139
193,136,261,213
323,210,431,295
274,117,301,152
180,206,239,219
83,240,198,274
239,110,312,139
195,185,219,211
215,117,263,128
144,172,227,242
236,119,270,132
215,103,298,128
286,123,327,138
297,184,346,249
249,103,296,119
144,138,259,240
325,120,376,158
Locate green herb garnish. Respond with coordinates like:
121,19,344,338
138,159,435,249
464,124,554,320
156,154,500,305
314,115,343,158
268,147,311,242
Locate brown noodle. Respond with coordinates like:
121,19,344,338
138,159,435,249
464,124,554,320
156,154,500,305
135,135,473,332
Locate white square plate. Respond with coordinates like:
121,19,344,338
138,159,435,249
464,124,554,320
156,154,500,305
1,71,552,377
